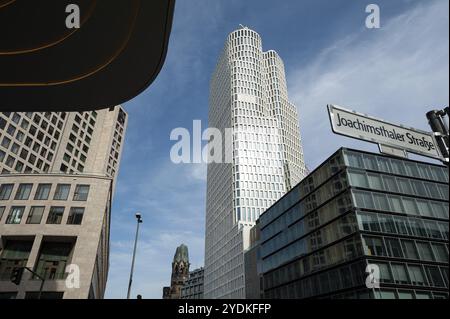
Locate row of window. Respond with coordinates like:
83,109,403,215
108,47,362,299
0,206,85,225
358,211,449,241
348,169,449,201
370,259,449,289
363,235,449,263
344,150,448,183
352,189,449,219
0,183,90,201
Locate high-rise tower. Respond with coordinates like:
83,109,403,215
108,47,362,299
0,106,127,299
204,27,306,299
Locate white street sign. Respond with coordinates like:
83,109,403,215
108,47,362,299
328,104,443,160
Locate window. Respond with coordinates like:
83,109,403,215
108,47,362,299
424,266,445,287
0,206,5,222
391,263,410,284
416,242,435,261
6,206,25,224
348,171,368,188
364,236,386,256
0,184,13,200
397,290,414,299
432,244,449,263
415,291,432,299
385,238,403,258
409,218,428,238
67,207,84,225
14,184,33,200
46,207,65,224
376,262,392,283
401,240,419,260
26,206,45,224
368,174,383,190
54,184,70,200
408,265,427,286
35,242,73,280
34,184,51,200
373,193,390,211
358,212,380,232
73,185,89,201
0,240,33,280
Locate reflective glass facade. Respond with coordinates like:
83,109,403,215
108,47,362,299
259,148,448,299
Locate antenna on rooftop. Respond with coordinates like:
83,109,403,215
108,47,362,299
239,24,247,29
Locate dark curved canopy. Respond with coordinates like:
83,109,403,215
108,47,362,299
0,0,175,112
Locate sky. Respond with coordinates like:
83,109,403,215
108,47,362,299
104,0,449,299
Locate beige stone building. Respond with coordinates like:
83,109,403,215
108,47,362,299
0,106,127,299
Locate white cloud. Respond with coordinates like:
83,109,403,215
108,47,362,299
290,0,449,169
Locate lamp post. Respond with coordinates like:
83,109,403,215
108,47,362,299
127,212,142,299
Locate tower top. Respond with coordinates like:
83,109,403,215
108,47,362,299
173,244,189,263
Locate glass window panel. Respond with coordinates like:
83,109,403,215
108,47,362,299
425,266,445,287
6,206,25,224
368,174,383,190
388,195,404,213
382,176,399,193
73,185,89,201
415,292,431,299
411,180,427,197
423,182,439,198
432,244,449,263
377,262,392,283
401,240,419,260
424,220,443,239
67,207,84,225
378,215,396,233
392,264,410,284
430,202,446,219
416,200,433,217
0,185,14,200
46,207,65,224
417,242,435,261
0,206,5,221
408,265,427,286
409,218,428,238
364,236,386,256
377,290,396,299
14,184,32,200
54,184,71,200
358,212,381,232
373,193,390,211
397,291,414,299
34,184,51,200
398,178,413,195
349,171,368,188
26,206,45,224
385,238,403,258
402,198,419,215
394,216,412,236
437,184,449,201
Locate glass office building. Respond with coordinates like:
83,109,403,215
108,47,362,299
259,148,449,299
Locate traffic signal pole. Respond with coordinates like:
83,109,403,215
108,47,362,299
10,267,45,299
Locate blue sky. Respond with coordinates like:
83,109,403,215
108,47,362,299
104,0,449,298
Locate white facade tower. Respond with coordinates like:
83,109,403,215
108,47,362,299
204,27,306,299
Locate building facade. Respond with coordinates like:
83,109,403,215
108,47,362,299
0,107,127,299
205,26,306,299
181,267,204,299
163,244,190,299
258,148,449,299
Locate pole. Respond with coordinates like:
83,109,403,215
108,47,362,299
23,267,45,299
427,109,449,166
127,213,142,299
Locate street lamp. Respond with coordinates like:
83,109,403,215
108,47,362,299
127,212,143,299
